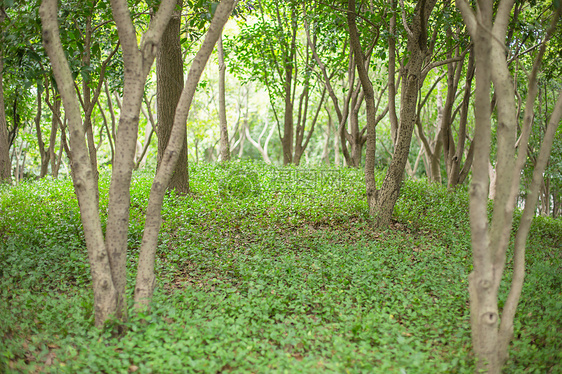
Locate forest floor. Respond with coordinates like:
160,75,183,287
1,161,561,373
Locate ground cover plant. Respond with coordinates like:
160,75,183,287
0,162,561,373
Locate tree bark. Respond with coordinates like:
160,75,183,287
456,1,561,371
347,0,378,212
105,0,177,321
387,0,399,147
48,89,61,178
217,34,230,162
40,0,119,326
42,0,176,326
349,89,364,167
34,87,50,178
448,49,475,188
81,14,99,196
370,0,437,227
281,57,295,164
135,0,236,307
0,7,11,184
157,0,188,194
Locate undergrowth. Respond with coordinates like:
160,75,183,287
0,161,560,373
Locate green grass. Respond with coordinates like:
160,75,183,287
0,161,560,373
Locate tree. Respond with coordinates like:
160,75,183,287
135,0,237,307
75,0,121,197
157,0,189,194
230,0,324,165
245,116,275,163
303,1,385,168
41,0,236,326
456,0,562,371
348,0,438,227
217,33,231,162
0,6,11,183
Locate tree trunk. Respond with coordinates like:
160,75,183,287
430,84,444,183
321,106,332,165
448,49,475,188
0,9,11,184
277,6,298,165
245,119,275,164
414,75,443,182
106,0,176,320
282,67,294,165
540,177,550,216
552,189,560,219
217,34,230,162
347,0,379,214
135,0,235,306
293,84,325,166
488,161,497,200
371,0,437,227
157,0,188,194
387,0,399,147
456,1,562,372
41,0,177,326
40,0,121,326
34,87,51,178
82,15,100,197
48,91,60,178
43,83,65,178
349,90,365,168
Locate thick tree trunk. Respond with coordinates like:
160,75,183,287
40,0,119,326
0,12,11,184
371,0,437,227
157,0,188,194
217,34,230,162
42,0,176,326
457,1,562,372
